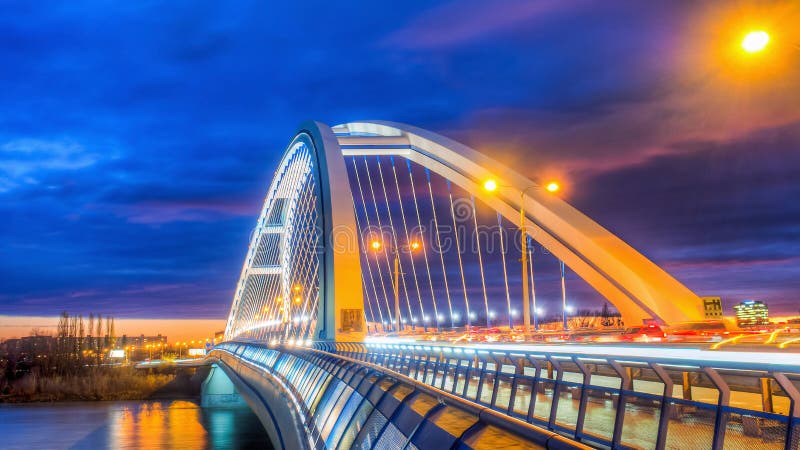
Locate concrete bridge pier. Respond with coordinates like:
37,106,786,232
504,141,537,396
200,360,309,450
200,363,246,408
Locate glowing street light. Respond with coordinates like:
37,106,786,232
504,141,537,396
545,181,560,193
370,237,422,333
483,177,562,335
741,30,770,53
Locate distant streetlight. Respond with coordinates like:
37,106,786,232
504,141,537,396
370,237,422,332
741,30,770,53
483,178,562,336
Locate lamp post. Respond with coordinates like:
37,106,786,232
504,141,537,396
527,242,539,332
484,179,560,337
561,260,568,330
370,238,421,333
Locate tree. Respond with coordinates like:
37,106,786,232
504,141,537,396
78,315,85,358
600,303,612,327
87,313,94,339
95,314,103,365
55,312,70,374
108,317,116,350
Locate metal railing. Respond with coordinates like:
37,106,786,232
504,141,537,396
316,342,800,450
212,341,591,450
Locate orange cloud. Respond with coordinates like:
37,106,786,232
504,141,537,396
0,315,226,343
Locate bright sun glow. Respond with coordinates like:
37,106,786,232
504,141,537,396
741,30,770,53
545,181,560,193
370,240,382,250
483,179,497,192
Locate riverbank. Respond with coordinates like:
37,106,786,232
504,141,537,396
0,366,208,403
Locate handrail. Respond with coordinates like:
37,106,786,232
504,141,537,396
219,340,592,450
330,341,800,374
309,340,800,450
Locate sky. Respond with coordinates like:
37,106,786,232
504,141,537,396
2,0,799,332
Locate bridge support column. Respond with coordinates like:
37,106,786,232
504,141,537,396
201,363,247,408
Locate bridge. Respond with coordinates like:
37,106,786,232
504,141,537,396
205,121,800,450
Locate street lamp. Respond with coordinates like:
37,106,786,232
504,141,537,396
484,178,561,336
741,30,770,53
564,303,576,331
371,237,422,333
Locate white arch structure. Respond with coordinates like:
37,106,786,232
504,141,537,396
225,120,704,342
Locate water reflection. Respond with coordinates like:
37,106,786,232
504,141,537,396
0,400,273,449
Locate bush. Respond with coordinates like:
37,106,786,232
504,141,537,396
6,367,176,402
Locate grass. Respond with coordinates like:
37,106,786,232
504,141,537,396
3,367,178,402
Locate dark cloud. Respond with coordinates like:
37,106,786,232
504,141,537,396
1,0,798,319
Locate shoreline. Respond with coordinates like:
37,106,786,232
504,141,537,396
1,366,209,404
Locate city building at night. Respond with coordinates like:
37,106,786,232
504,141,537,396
118,334,168,348
734,300,769,327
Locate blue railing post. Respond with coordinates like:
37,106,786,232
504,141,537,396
608,359,632,448
526,357,543,424
773,372,800,450
439,353,452,390
547,357,564,429
462,354,477,399
508,355,524,416
489,353,502,407
572,357,591,440
650,362,674,450
703,367,730,450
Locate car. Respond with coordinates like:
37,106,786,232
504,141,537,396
618,324,666,342
450,332,486,343
666,321,729,342
509,332,527,342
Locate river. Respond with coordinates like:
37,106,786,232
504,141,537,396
0,400,274,449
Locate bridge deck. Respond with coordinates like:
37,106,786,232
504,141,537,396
319,341,800,450
211,342,591,450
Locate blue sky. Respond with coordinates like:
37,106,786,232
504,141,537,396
2,0,799,319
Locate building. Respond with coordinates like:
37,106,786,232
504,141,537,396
702,296,723,320
214,330,225,342
118,334,168,348
733,300,769,328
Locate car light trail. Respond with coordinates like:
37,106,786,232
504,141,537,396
367,337,800,369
